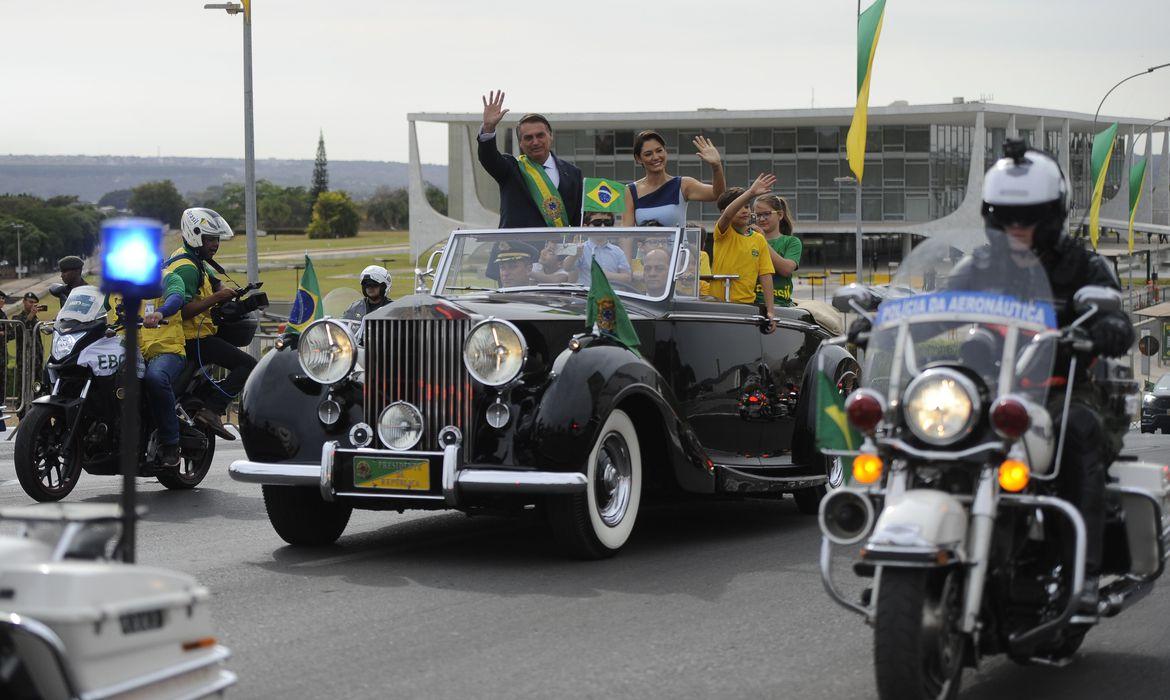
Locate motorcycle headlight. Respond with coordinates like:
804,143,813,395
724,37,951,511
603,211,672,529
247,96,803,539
378,401,423,451
902,369,980,445
52,332,80,360
297,320,357,385
1144,394,1155,404
463,319,527,387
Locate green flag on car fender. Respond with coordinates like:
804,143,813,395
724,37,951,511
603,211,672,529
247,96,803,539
816,371,860,452
586,259,641,357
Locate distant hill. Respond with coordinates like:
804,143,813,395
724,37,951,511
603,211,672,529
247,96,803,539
0,155,448,202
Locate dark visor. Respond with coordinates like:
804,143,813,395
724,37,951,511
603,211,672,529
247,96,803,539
984,202,1050,228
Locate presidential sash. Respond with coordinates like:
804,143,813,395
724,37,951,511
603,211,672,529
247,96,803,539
517,155,568,227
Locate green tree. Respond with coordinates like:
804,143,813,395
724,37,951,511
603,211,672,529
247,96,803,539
129,180,186,228
307,191,359,239
98,188,134,210
0,216,50,268
364,187,409,229
424,182,448,216
310,130,328,205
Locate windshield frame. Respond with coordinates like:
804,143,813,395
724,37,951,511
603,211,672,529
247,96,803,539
431,226,685,303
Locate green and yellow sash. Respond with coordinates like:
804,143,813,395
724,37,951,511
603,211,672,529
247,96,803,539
517,155,568,227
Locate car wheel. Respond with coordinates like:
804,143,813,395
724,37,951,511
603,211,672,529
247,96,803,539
262,485,352,546
547,409,642,559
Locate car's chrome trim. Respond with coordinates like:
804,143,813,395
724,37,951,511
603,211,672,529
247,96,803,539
321,441,337,501
663,312,760,324
442,441,460,506
457,469,588,494
83,645,235,700
229,460,320,486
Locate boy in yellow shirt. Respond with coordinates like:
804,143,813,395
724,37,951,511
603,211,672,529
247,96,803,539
712,173,777,331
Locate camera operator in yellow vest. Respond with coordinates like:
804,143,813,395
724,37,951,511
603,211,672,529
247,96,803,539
169,208,256,439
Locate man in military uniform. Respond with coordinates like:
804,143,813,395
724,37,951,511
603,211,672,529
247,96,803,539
493,242,540,288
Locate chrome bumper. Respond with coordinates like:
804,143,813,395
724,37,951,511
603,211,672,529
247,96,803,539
229,441,587,508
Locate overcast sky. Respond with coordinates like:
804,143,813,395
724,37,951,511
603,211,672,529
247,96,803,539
2,0,1168,164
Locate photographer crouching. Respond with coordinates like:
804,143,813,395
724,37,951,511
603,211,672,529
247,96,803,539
170,208,265,438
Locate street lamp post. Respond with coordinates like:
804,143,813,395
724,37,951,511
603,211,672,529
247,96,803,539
204,2,259,291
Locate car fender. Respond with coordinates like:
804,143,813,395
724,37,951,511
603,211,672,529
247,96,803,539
869,489,968,555
530,337,712,491
792,343,860,466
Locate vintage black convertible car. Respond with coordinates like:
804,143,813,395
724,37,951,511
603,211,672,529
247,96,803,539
229,227,858,558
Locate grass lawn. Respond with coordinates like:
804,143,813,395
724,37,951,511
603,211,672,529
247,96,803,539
258,253,415,303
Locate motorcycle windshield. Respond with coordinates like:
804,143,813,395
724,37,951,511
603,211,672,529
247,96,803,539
864,229,1057,415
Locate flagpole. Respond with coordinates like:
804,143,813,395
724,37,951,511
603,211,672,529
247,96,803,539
855,0,863,285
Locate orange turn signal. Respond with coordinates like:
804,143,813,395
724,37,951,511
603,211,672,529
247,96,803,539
182,637,217,652
998,459,1030,492
852,454,884,484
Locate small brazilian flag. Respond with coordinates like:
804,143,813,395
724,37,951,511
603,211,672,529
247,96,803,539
815,371,860,453
586,259,641,357
288,255,322,333
582,178,627,219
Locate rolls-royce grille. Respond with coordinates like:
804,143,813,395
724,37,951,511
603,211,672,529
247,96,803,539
1152,396,1170,410
365,319,473,452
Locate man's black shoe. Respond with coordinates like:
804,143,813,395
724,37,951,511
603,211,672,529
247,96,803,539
1077,575,1101,614
195,408,234,440
160,444,181,469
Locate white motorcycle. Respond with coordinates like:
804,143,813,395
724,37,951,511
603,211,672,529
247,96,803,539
818,233,1168,699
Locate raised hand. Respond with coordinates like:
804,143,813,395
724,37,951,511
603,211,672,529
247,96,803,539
693,135,721,166
749,173,777,196
481,90,509,134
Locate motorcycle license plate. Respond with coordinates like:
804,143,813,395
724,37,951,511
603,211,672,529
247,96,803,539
352,456,430,491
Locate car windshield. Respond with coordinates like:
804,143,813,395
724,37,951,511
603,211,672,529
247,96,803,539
435,227,692,302
1156,374,1170,390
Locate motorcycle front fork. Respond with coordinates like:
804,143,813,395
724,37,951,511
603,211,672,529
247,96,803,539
960,467,998,634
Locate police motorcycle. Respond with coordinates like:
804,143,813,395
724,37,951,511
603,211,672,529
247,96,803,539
817,231,1167,699
13,280,266,502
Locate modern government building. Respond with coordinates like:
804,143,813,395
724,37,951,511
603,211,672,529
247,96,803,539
406,100,1170,274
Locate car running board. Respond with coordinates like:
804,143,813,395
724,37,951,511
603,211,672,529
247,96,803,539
715,464,827,494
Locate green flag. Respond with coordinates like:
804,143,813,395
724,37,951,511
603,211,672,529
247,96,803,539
586,259,641,356
815,371,860,452
1088,122,1118,250
1128,157,1148,253
581,178,628,219
846,0,888,182
288,255,322,333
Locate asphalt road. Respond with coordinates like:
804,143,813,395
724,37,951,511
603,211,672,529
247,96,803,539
2,431,1169,699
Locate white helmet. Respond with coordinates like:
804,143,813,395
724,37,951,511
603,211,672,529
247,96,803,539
360,265,391,289
180,208,234,249
981,140,1068,249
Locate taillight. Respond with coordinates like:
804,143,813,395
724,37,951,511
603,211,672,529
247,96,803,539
845,390,885,433
990,396,1030,439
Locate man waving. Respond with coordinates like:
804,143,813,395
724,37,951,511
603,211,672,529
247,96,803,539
477,90,583,228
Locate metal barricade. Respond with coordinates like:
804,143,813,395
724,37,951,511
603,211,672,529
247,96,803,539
0,318,43,419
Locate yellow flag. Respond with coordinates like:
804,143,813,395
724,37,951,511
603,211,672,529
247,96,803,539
846,0,888,182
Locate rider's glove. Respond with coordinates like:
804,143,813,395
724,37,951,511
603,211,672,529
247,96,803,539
847,317,872,348
1088,315,1134,357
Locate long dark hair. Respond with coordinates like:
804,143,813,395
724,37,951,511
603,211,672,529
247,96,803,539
755,194,794,236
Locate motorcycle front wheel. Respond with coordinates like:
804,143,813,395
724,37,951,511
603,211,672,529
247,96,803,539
874,567,967,700
14,404,83,502
156,426,215,490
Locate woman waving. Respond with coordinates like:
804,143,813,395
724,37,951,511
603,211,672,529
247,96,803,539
622,132,725,227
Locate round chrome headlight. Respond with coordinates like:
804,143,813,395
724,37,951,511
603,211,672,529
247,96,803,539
463,319,527,386
902,369,980,445
297,320,357,385
378,401,423,451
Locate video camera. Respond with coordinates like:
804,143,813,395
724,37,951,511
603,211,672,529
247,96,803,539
212,281,269,347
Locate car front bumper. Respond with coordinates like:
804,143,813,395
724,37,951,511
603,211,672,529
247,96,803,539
1141,410,1170,432
230,441,587,508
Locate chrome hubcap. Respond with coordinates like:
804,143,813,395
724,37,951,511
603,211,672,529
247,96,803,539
594,432,632,527
828,457,844,489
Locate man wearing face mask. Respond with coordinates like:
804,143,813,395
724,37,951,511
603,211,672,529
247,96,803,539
477,90,583,229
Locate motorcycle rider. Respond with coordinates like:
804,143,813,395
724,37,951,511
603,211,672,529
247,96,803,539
343,265,393,320
140,265,189,468
851,141,1133,606
171,207,257,439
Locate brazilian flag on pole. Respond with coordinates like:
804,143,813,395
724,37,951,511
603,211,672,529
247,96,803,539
815,371,860,454
1089,122,1118,250
582,178,627,220
846,0,888,182
1128,157,1148,254
288,255,322,333
586,259,641,357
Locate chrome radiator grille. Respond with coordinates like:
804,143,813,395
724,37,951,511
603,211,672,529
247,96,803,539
364,319,473,452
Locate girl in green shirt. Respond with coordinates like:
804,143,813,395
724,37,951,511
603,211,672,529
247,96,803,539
753,194,802,307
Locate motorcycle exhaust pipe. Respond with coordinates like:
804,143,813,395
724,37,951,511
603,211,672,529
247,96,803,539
818,489,876,546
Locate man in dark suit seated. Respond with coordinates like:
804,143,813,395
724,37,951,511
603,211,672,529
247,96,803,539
478,90,583,229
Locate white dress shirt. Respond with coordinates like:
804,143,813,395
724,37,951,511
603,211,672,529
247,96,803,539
479,130,559,188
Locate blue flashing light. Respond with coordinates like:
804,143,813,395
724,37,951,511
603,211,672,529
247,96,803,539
100,217,164,297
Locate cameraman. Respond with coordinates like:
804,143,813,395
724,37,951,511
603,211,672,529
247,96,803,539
170,208,256,439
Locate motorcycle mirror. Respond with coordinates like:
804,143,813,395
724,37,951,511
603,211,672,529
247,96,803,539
1073,286,1122,315
832,284,880,314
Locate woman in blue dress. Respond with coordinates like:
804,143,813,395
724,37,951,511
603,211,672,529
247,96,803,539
622,130,726,227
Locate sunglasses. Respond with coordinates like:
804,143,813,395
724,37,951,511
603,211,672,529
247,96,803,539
586,218,614,227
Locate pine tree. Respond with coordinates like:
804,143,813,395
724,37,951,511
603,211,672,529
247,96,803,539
310,130,329,204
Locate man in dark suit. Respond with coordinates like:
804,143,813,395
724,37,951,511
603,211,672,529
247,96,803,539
478,90,583,229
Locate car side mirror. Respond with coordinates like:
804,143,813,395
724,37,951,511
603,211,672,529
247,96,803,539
415,247,445,293
1073,286,1122,315
832,284,880,314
